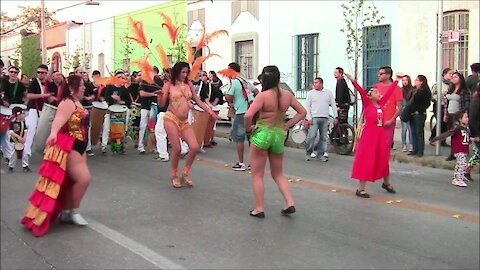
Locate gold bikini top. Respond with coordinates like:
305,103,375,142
60,106,89,141
169,83,192,108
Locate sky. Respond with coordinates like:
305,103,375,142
2,0,166,24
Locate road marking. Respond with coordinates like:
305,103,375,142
88,219,186,270
197,158,480,224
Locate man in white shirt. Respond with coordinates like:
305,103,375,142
304,77,337,162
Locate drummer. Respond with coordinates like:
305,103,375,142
92,70,106,102
100,70,130,154
127,71,141,146
25,64,51,158
138,71,161,154
198,71,222,148
7,106,30,172
45,71,64,106
75,66,96,156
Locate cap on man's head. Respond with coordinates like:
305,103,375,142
12,106,25,115
395,72,405,78
8,66,19,72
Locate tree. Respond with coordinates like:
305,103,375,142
167,10,188,64
21,34,42,77
340,0,384,120
63,45,90,74
118,31,134,73
1,6,58,36
8,41,22,68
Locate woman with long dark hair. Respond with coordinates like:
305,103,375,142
445,72,470,161
401,75,415,152
21,74,92,236
244,65,306,217
159,62,219,188
409,75,432,157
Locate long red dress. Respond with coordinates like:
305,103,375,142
21,106,88,237
351,80,398,182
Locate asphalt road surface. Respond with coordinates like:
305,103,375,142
1,137,479,269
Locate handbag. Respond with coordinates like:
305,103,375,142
400,104,414,122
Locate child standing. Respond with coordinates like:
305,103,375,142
7,106,30,173
431,110,471,187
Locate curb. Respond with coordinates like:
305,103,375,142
214,129,462,171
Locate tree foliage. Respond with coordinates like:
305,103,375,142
21,35,42,77
63,45,91,73
1,6,58,36
340,0,384,81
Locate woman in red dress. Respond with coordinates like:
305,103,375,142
21,75,91,236
346,74,399,198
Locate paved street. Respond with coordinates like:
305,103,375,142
1,135,479,269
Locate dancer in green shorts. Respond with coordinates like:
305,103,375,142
244,65,306,218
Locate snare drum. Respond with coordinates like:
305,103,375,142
14,142,24,159
32,103,57,154
90,101,108,145
148,103,158,133
0,106,12,142
192,104,209,147
291,123,307,144
108,104,128,152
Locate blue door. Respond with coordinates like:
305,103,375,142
362,25,391,89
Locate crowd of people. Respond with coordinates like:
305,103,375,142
0,57,479,236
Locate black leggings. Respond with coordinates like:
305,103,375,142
72,139,88,155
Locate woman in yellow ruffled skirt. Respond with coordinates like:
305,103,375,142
21,74,91,237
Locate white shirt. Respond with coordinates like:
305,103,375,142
305,88,337,120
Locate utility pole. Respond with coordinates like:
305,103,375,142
435,0,443,156
40,0,47,64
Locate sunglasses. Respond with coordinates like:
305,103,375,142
37,71,47,74
9,70,19,74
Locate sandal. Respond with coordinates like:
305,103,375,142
182,175,194,187
355,190,370,198
382,183,396,194
171,176,182,188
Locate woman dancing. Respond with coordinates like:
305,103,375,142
244,65,306,218
345,73,398,198
159,62,219,188
21,74,91,236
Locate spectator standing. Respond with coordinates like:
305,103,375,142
408,75,432,157
429,68,453,144
401,75,415,152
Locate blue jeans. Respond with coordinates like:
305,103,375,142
401,120,412,146
306,117,328,156
410,113,426,155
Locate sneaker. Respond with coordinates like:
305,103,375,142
310,152,317,158
71,212,88,226
138,145,145,154
86,150,95,157
8,167,13,173
452,179,467,187
305,155,311,161
153,155,169,162
101,146,107,155
402,145,407,152
23,166,32,173
408,145,413,152
320,156,328,162
232,163,246,171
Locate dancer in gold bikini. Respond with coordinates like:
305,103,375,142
159,62,219,188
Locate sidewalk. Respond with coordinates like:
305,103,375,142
213,122,477,172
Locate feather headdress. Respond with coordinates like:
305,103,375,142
159,12,186,46
195,29,229,54
126,16,149,49
93,65,129,86
132,54,155,84
155,43,171,70
188,54,221,81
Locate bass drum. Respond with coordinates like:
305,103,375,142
32,103,57,154
108,104,128,153
192,104,209,147
0,106,12,143
90,101,108,145
290,123,307,144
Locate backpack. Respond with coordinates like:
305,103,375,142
236,78,253,107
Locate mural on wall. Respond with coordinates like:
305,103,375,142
113,1,187,71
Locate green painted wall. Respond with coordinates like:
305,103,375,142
113,0,187,71
21,34,41,78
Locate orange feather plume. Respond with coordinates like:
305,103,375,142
126,16,149,49
132,54,155,84
188,54,221,81
159,12,186,46
155,43,171,70
184,41,194,65
195,29,229,54
93,75,128,86
217,68,240,79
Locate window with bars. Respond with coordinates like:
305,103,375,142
235,40,254,80
296,33,319,93
442,10,469,76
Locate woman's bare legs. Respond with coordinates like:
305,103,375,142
164,120,182,187
64,151,91,209
268,152,294,209
180,126,199,185
358,181,367,191
249,145,268,214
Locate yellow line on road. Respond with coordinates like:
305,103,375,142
196,157,480,224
